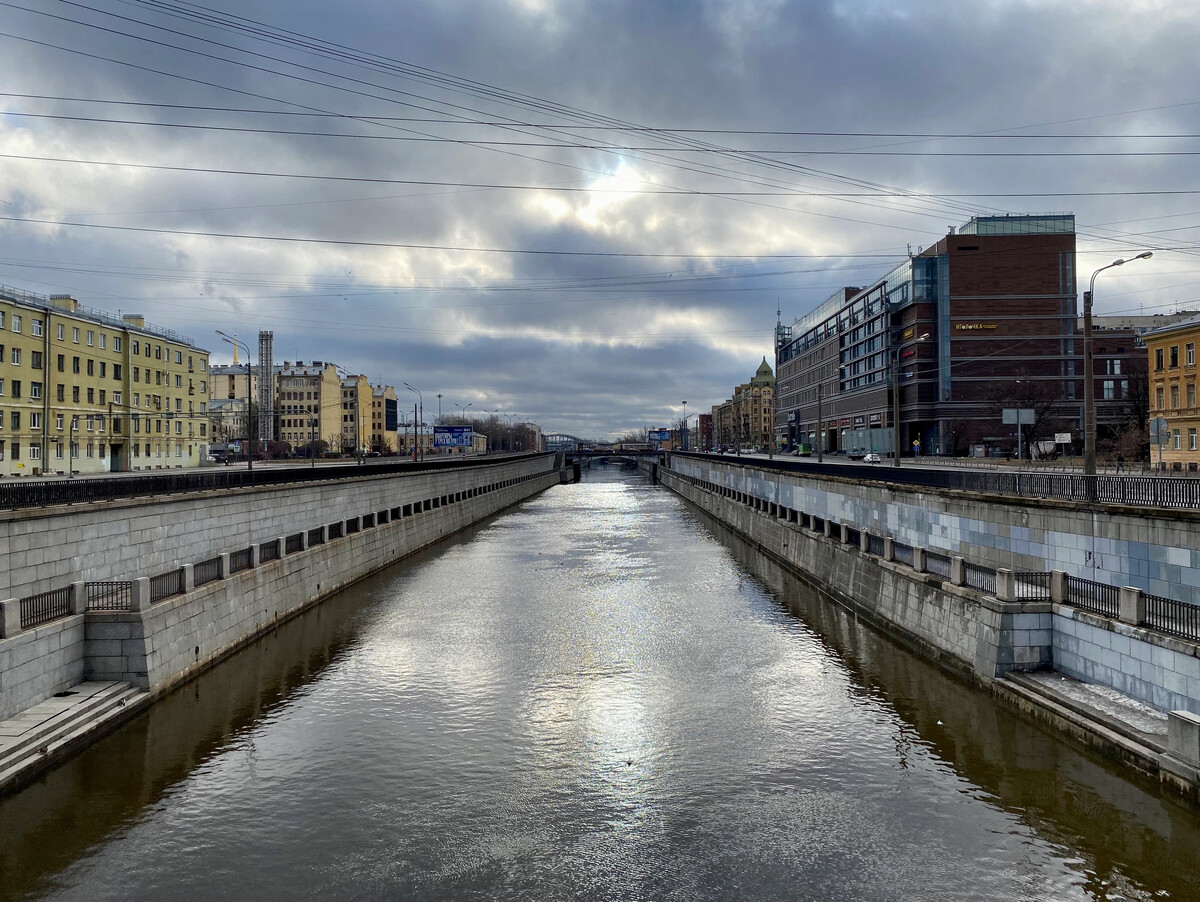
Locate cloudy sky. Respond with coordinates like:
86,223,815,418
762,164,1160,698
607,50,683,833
1,0,1197,439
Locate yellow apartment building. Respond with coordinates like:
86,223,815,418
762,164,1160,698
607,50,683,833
0,286,210,476
369,385,398,454
340,374,371,455
1145,314,1200,471
275,362,342,455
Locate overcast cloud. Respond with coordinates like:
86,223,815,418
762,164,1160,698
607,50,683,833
1,0,1197,439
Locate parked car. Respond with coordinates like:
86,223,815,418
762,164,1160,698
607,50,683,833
863,452,881,464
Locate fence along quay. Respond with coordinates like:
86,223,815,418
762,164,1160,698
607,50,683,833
653,451,1200,802
0,453,566,794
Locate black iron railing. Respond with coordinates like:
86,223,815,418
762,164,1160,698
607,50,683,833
285,533,304,555
307,527,324,546
964,562,997,595
1145,592,1200,642
867,533,885,557
0,452,552,511
1067,576,1120,618
671,451,1200,510
328,522,344,540
19,587,73,629
925,550,952,580
1014,571,1052,601
893,542,914,567
86,581,132,610
194,556,223,587
844,527,860,548
259,539,281,563
230,548,253,573
150,569,184,603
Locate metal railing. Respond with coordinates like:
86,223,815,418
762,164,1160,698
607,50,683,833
672,451,1200,510
893,542,914,567
307,527,324,547
19,587,73,629
964,562,997,595
1014,571,1052,601
229,548,253,573
1067,576,1121,618
925,550,951,580
844,527,860,548
328,522,344,540
86,581,132,611
259,539,281,563
868,533,885,557
0,452,552,511
150,569,184,603
194,556,223,587
285,533,304,555
1145,592,1200,642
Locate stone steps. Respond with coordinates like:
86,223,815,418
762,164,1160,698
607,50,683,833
0,681,149,795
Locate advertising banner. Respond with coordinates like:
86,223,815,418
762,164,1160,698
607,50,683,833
433,426,474,448
648,430,671,441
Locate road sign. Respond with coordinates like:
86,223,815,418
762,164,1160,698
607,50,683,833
1054,432,1072,444
1150,417,1171,446
1002,408,1035,425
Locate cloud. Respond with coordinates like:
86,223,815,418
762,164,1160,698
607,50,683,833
0,0,1196,437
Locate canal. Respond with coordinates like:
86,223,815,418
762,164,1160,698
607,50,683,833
3,466,1200,900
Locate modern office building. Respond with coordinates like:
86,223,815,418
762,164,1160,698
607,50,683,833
1144,314,1200,471
775,215,1096,457
0,286,210,476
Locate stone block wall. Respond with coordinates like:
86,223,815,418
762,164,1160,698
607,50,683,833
0,617,86,722
0,455,556,600
667,454,1200,604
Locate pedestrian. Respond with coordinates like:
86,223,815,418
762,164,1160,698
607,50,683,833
1116,454,1125,474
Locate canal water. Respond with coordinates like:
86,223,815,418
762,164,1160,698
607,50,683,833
3,467,1200,900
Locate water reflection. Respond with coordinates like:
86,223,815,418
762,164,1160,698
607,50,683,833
1,468,1198,901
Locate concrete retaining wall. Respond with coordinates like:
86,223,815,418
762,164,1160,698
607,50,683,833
668,453,1200,603
0,456,560,720
656,464,1049,683
0,455,555,600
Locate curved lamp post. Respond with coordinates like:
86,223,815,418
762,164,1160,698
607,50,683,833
891,332,930,468
215,330,254,472
1084,252,1153,475
404,383,423,460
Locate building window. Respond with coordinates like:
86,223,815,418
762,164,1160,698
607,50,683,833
1157,387,1165,409
72,356,80,374
113,363,122,380
87,359,94,376
1171,385,1180,408
175,350,182,364
57,354,64,372
72,327,79,343
1171,346,1179,368
99,334,106,349
56,324,64,341
56,443,63,459
30,412,41,430
1191,428,1198,451
1174,429,1182,450
133,340,140,355
72,386,79,402
10,411,19,430
56,384,64,401
11,314,21,333
99,389,106,405
28,444,39,460
56,414,63,430
87,330,94,346
99,362,106,378
114,391,122,405
30,382,41,399
31,319,42,337
1189,343,1197,366
1190,384,1197,409
11,347,19,365
10,380,19,399
30,351,42,369
87,387,95,404
134,368,140,383
114,336,122,352
1156,348,1165,371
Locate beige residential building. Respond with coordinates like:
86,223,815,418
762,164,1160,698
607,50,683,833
369,385,399,453
0,286,210,476
275,362,342,454
711,358,776,451
1145,314,1200,471
341,374,371,455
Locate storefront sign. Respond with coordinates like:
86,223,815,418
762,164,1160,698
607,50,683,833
954,323,998,331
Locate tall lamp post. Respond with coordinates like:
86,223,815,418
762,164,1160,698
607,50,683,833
681,400,687,451
215,330,254,472
1084,252,1153,475
404,383,424,459
891,332,930,468
437,393,443,424
504,413,517,453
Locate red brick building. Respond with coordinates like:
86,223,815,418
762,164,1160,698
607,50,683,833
776,214,1118,457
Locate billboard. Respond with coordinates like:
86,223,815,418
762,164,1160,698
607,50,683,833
648,429,671,441
434,425,473,448
385,398,398,432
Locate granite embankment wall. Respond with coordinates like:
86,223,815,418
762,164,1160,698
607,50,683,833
652,461,1050,683
656,455,1200,718
0,455,562,720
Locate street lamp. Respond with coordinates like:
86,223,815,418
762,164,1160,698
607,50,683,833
437,393,443,424
404,383,424,459
891,332,930,468
1084,252,1153,475
215,330,254,472
455,402,472,420
681,400,687,451
503,413,517,453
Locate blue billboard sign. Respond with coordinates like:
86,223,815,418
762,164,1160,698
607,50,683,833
648,430,671,441
433,426,473,448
